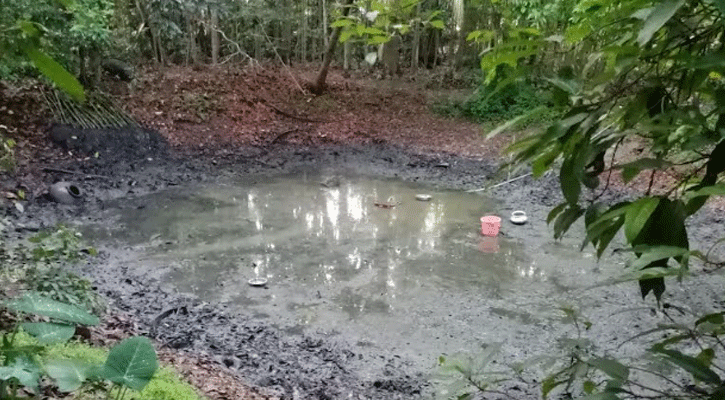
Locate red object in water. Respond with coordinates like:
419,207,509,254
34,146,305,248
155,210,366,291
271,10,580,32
480,215,501,236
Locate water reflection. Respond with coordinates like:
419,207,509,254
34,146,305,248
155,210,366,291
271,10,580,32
87,174,553,318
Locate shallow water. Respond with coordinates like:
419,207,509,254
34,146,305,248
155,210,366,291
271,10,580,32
84,173,606,368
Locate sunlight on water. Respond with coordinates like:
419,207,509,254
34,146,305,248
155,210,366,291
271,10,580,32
85,173,595,323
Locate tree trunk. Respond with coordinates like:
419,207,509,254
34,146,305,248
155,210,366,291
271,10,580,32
301,0,308,62
311,0,354,95
186,17,197,65
134,0,162,64
211,7,219,65
343,40,350,70
322,0,328,50
412,3,421,72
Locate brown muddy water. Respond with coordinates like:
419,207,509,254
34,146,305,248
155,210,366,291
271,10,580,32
78,172,724,386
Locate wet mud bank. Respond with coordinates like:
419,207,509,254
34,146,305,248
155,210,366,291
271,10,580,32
5,127,725,400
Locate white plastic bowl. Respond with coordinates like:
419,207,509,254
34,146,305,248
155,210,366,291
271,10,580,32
510,210,528,225
248,277,268,287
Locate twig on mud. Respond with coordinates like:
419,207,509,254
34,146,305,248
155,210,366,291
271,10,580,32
262,101,329,123
43,167,109,180
466,172,533,193
268,129,299,146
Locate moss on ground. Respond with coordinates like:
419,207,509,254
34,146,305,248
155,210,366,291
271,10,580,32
9,330,203,400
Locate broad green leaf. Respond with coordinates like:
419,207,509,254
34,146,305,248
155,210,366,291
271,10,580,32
330,19,354,28
624,197,660,243
651,348,721,384
595,217,625,258
637,0,684,46
628,246,690,270
23,46,86,103
691,50,725,70
339,29,354,43
696,312,725,327
0,355,41,393
21,322,75,344
553,204,584,240
4,292,99,325
362,27,385,36
429,20,445,29
467,30,494,42
560,156,581,204
486,106,547,139
532,145,561,177
696,348,715,367
631,198,688,251
565,23,591,44
616,266,681,282
547,203,568,225
542,376,566,398
18,20,40,37
102,337,158,391
587,357,629,381
368,35,389,45
45,359,96,392
686,183,725,199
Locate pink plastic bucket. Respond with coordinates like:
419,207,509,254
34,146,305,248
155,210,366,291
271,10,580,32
480,215,501,236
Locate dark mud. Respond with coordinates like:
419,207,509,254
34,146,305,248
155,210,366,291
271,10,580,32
4,126,725,400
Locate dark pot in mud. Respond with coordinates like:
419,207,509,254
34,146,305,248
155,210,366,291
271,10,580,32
49,181,82,204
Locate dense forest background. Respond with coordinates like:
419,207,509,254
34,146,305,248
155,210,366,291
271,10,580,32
0,0,575,85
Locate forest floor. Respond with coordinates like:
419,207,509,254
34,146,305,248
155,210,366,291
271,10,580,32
2,64,725,400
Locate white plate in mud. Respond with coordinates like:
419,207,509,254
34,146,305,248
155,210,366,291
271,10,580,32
415,194,432,201
248,277,268,287
510,211,528,225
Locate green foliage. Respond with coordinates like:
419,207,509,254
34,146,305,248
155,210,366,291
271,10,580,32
26,225,96,265
0,0,87,100
0,135,15,173
336,0,444,46
11,333,199,400
0,292,99,397
481,0,725,303
463,2,725,396
137,365,201,400
1,225,105,316
432,79,553,124
103,337,158,392
434,343,510,399
24,266,107,317
4,292,99,327
1,293,160,399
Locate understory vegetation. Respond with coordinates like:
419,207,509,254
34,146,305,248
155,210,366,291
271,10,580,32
431,78,560,126
0,222,200,400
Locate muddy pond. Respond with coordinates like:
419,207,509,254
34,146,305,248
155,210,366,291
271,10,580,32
76,171,725,397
